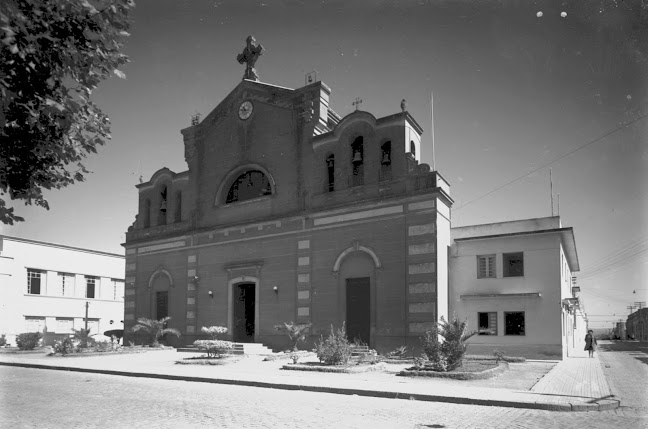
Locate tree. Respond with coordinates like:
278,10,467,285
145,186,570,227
0,0,134,224
130,317,181,347
421,315,476,372
275,321,312,351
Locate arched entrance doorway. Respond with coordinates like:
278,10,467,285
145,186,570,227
232,282,256,343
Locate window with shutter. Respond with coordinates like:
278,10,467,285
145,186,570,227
477,255,496,278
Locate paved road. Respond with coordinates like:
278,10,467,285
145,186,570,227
597,340,648,417
1,366,646,429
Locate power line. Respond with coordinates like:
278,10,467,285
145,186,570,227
453,112,648,212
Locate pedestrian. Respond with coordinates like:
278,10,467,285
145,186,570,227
584,330,597,358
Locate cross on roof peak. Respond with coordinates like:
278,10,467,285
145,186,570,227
352,97,363,111
237,35,265,81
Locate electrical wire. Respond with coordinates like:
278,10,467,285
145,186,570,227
452,112,648,213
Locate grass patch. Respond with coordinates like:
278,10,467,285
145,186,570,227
398,361,508,380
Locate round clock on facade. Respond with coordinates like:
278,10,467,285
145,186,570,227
238,100,253,120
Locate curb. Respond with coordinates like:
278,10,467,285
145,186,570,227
0,361,618,412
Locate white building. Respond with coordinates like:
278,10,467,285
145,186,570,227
0,235,125,346
449,217,586,359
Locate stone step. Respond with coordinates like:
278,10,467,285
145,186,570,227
177,342,273,355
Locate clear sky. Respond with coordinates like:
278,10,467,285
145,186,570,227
2,0,647,330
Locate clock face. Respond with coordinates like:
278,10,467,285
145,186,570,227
238,100,253,120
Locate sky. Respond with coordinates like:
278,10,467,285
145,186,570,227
2,0,647,330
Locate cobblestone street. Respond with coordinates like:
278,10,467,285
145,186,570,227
1,365,645,429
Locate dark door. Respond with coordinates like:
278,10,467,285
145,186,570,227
156,291,168,320
346,277,370,345
233,283,255,343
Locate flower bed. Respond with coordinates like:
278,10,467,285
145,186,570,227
175,356,241,366
398,360,508,380
282,361,387,373
263,351,315,361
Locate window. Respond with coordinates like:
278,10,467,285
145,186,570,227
326,154,335,192
158,185,168,225
56,318,74,333
477,255,496,278
478,312,497,335
27,269,44,294
226,170,272,203
25,316,46,332
111,279,124,301
503,252,524,277
504,312,525,335
409,140,416,157
57,272,75,297
175,191,182,223
380,141,392,181
85,276,98,299
351,136,364,186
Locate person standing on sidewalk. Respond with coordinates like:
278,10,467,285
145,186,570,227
584,330,597,358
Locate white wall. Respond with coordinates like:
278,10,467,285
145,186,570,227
449,232,564,359
0,237,125,344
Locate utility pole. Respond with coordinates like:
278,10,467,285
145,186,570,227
85,301,89,331
634,301,646,309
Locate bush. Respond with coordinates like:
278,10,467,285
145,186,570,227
16,332,42,350
201,326,228,340
130,317,181,346
0,334,6,347
93,340,112,352
275,322,311,351
386,346,408,359
193,340,234,358
315,323,352,365
53,337,74,355
421,315,476,372
72,328,94,350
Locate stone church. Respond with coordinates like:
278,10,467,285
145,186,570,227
123,37,452,352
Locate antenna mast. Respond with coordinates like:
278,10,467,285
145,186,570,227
549,168,554,216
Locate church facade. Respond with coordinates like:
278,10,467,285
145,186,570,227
123,74,451,353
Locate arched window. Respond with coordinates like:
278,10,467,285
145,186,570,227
326,153,335,192
409,140,416,157
380,141,392,181
174,191,182,223
226,170,272,204
143,199,151,229
351,136,364,186
158,186,167,226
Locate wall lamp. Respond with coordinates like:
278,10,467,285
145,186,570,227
208,290,213,298
273,286,279,293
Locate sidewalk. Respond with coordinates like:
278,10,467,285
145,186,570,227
0,348,618,412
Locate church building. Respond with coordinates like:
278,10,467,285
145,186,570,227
122,37,451,352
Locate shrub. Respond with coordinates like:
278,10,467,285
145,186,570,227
386,346,409,359
193,340,234,358
93,340,112,352
275,322,311,351
72,328,94,349
315,323,352,365
16,332,42,350
0,334,6,347
421,315,476,372
492,349,505,364
130,317,181,346
53,337,74,355
201,326,228,340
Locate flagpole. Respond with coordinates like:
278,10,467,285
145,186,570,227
431,91,436,171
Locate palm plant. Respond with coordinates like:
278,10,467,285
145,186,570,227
422,314,476,371
275,322,312,351
72,328,93,349
130,317,181,347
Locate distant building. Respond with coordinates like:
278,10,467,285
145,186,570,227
626,309,646,340
0,236,125,346
449,217,585,359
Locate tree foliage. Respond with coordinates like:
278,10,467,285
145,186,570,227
0,0,133,224
275,321,311,351
421,315,476,372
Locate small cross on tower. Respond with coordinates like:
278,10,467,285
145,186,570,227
352,97,363,111
237,35,265,81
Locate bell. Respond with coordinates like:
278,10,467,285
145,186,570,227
381,152,391,165
352,151,363,163
160,200,167,211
